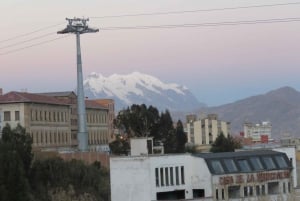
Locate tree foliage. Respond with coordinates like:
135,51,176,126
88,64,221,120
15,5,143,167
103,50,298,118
113,104,186,154
109,136,130,155
210,132,242,153
0,124,33,201
30,158,110,201
0,124,110,201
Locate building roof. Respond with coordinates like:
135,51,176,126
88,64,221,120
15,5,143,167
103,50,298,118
38,91,76,97
193,150,292,175
85,100,108,110
0,91,70,105
91,99,114,108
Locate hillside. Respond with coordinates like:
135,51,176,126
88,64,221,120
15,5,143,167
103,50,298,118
202,86,300,138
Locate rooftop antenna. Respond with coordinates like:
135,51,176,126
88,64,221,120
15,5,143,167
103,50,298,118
58,18,99,151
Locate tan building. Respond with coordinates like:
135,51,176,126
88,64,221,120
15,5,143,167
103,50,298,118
244,121,272,143
0,91,72,150
186,114,230,146
91,99,115,142
0,91,111,152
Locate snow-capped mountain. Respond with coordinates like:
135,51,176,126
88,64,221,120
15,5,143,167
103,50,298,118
83,72,205,111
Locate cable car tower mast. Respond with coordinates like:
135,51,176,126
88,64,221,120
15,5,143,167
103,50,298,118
58,18,99,151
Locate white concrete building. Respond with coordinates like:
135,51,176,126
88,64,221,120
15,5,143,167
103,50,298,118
110,149,296,201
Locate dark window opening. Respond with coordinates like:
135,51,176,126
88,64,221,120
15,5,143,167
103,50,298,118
193,189,205,198
165,168,169,186
181,166,185,184
157,190,185,200
228,186,240,199
15,111,20,121
268,182,279,195
160,168,164,186
175,167,179,185
147,139,153,154
256,185,260,195
170,167,174,185
155,168,159,187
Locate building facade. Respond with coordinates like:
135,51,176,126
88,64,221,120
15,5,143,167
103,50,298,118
244,121,272,143
0,91,110,152
186,114,230,146
110,149,296,201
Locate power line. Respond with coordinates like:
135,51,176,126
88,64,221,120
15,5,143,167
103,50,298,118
1,2,299,44
91,2,300,19
0,22,64,44
100,17,300,30
0,32,56,50
0,35,70,56
1,16,300,56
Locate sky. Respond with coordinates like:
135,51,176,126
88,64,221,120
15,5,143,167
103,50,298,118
1,0,300,106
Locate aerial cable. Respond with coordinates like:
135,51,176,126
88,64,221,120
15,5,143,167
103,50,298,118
0,32,56,50
100,17,300,30
0,22,64,44
0,35,70,56
91,2,300,19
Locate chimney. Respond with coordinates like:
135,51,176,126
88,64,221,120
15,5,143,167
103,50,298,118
0,88,2,96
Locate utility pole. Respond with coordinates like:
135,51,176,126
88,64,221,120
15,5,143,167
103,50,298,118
58,18,99,151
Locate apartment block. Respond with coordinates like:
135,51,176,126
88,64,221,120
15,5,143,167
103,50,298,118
186,114,230,146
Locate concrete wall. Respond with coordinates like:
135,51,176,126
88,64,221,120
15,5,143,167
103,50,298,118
274,147,297,187
110,154,212,201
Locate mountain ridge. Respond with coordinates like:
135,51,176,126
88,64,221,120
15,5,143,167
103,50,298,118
83,72,206,111
201,86,300,139
83,72,300,138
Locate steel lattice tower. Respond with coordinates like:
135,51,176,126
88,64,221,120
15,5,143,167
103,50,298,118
58,18,99,151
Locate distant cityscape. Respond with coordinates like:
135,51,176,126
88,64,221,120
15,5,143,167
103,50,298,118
1,87,300,200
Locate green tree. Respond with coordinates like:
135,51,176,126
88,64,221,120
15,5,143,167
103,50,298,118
157,110,176,153
114,104,160,137
175,120,187,153
210,132,242,153
0,124,33,201
1,124,33,176
109,136,130,155
114,104,180,154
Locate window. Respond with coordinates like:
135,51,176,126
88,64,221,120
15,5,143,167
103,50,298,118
244,186,248,197
223,159,238,172
256,185,260,195
262,185,266,195
268,182,279,194
165,168,169,186
175,167,179,185
15,111,20,121
4,111,10,121
274,155,288,168
249,157,264,170
228,186,240,198
170,167,174,185
237,159,251,172
193,189,205,198
160,168,164,186
181,166,185,184
155,168,159,187
211,160,224,174
262,156,276,169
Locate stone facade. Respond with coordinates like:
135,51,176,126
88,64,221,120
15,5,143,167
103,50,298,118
0,91,111,152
